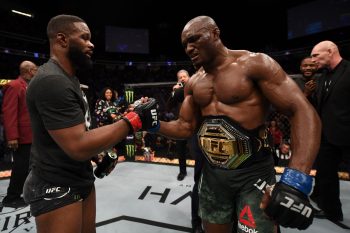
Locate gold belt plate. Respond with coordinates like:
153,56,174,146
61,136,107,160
197,118,252,169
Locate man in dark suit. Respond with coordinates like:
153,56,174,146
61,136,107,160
1,60,37,208
310,40,350,221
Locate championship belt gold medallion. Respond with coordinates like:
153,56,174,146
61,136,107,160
197,118,253,169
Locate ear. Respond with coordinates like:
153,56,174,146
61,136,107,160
57,32,68,48
213,27,220,40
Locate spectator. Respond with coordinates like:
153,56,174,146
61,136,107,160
268,120,283,149
275,142,292,167
94,87,118,127
1,60,37,208
292,56,319,102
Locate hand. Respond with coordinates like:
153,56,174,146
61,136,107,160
7,139,18,151
122,98,159,133
94,149,118,179
172,82,183,91
304,80,316,96
261,168,314,230
91,153,103,164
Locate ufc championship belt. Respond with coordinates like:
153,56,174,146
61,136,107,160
197,116,266,169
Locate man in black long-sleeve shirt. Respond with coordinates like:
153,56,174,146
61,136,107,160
310,40,350,222
168,69,191,181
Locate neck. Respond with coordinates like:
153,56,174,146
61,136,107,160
329,55,342,70
204,46,229,73
20,75,30,83
51,54,75,77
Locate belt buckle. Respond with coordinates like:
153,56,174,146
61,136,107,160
197,118,252,169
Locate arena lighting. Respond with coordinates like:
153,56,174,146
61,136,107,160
11,9,34,18
0,47,48,59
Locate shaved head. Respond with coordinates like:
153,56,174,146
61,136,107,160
312,40,339,54
19,61,37,75
181,16,225,68
183,16,217,32
311,40,342,70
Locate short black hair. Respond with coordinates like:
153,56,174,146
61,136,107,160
47,14,85,39
300,56,312,63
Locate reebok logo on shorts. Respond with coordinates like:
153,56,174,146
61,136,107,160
238,205,258,233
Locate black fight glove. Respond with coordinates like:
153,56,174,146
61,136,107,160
122,98,160,133
264,168,314,230
94,149,118,179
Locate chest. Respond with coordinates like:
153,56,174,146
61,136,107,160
192,69,254,106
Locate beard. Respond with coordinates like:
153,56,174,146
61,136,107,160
68,43,93,71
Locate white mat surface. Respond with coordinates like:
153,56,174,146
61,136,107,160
0,161,349,232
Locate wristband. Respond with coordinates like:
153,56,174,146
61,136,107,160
280,167,312,196
122,112,142,133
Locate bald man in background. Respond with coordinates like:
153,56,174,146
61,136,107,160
1,60,37,208
310,40,350,221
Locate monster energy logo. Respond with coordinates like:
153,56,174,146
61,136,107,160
126,144,136,157
125,88,134,104
74,194,81,201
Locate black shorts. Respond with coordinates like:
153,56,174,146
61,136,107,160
23,170,94,217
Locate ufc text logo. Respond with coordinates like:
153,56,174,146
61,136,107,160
45,187,61,193
151,109,158,126
280,196,312,218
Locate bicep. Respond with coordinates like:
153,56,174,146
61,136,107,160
260,73,307,116
178,94,198,131
253,55,306,115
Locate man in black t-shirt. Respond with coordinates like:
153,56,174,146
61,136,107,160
23,14,159,233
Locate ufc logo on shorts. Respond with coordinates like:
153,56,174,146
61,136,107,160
46,187,61,193
151,109,158,126
280,196,312,217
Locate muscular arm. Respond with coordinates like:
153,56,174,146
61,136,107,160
49,118,130,161
158,82,199,139
253,54,321,173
